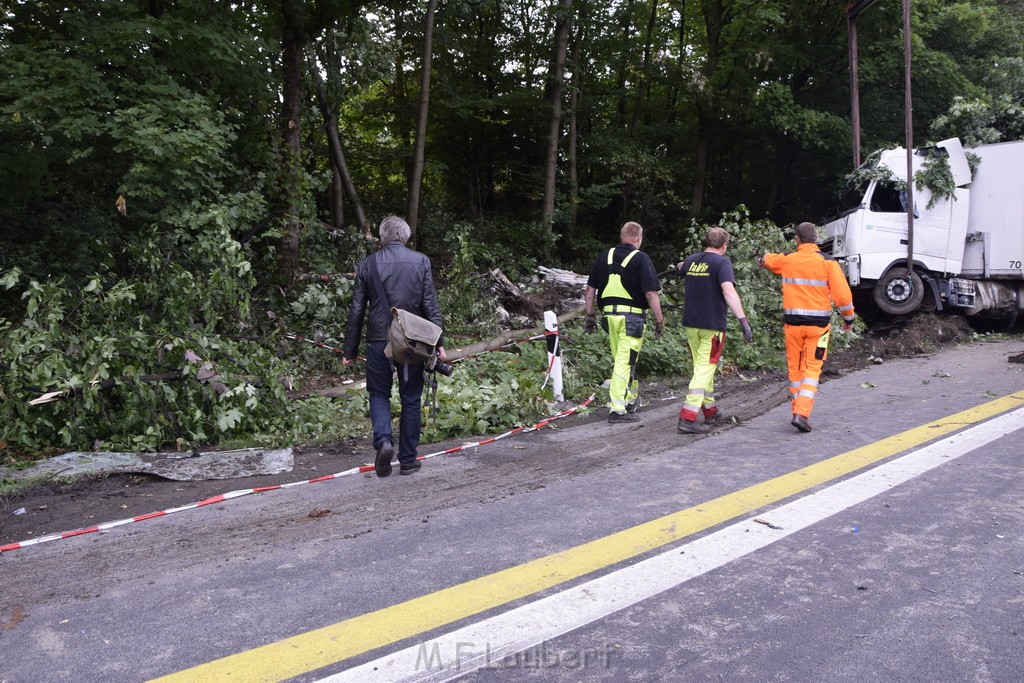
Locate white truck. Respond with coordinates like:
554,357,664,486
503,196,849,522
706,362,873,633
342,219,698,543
821,137,1024,324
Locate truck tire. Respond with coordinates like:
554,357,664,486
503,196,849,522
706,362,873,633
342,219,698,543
873,267,924,315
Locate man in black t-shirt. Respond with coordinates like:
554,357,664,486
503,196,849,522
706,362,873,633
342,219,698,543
583,222,666,423
675,227,754,434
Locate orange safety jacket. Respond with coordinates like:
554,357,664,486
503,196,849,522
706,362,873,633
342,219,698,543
763,243,855,327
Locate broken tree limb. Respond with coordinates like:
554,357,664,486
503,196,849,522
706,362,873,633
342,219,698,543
446,306,585,361
489,268,544,318
299,307,587,398
296,378,365,399
489,268,526,301
27,374,187,405
25,368,266,406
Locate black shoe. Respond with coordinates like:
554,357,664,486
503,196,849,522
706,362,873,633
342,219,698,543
625,401,639,414
399,460,422,475
792,414,812,432
703,411,721,423
375,440,393,478
608,411,641,424
677,418,709,434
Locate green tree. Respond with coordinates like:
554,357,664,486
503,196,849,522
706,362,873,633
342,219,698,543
0,1,276,287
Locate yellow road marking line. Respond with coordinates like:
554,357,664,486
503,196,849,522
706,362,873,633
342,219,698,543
153,391,1024,683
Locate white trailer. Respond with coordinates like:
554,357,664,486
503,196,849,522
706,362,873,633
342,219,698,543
822,137,1024,322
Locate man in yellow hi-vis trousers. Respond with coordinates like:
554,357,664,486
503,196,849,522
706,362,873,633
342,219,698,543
583,222,666,423
676,226,754,434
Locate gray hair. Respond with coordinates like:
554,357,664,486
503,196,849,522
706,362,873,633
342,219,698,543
379,215,411,245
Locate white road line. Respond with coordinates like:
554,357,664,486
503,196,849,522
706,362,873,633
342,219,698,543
318,408,1024,683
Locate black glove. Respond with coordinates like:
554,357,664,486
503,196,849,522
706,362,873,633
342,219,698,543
655,318,666,338
739,317,754,344
583,312,596,334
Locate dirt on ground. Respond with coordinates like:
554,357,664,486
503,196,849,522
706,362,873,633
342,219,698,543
0,313,981,550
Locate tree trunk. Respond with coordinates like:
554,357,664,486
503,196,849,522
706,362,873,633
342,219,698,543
276,0,305,283
406,0,438,242
446,306,585,362
394,5,414,232
690,109,710,218
567,70,580,239
566,2,587,242
330,168,344,230
614,0,638,128
765,138,796,220
689,0,724,219
307,48,370,237
630,0,659,130
324,105,369,238
667,0,686,126
541,0,574,253
306,307,587,398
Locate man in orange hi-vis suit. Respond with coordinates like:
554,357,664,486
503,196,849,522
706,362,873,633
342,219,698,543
759,222,856,432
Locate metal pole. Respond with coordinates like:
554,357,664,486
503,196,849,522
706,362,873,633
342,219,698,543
903,0,914,275
848,14,862,168
845,0,880,169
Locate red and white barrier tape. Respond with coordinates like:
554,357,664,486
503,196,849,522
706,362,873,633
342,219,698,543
0,395,594,553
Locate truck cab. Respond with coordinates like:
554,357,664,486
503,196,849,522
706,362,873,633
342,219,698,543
822,138,1024,321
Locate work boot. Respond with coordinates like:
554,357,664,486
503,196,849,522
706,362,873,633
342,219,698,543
608,411,641,424
399,459,422,475
677,418,709,434
374,439,393,478
791,414,812,433
702,408,720,423
625,401,640,414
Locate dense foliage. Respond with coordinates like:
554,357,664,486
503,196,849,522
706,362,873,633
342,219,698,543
1,0,1019,458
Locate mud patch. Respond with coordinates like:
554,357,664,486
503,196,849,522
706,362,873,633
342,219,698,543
2,605,27,630
827,314,974,376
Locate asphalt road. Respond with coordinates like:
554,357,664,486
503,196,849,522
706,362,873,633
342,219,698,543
2,338,1022,683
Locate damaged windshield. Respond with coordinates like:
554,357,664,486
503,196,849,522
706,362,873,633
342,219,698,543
824,177,870,222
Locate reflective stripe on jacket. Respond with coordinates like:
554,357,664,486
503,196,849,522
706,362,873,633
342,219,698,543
763,243,855,327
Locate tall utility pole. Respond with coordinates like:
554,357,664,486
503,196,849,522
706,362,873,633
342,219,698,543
845,0,917,292
902,0,915,275
845,0,881,169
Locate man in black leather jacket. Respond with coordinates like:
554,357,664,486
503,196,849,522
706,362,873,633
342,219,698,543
343,216,446,477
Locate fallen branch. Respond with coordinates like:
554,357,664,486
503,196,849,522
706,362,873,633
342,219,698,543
26,370,263,406
299,307,587,399
490,268,526,301
28,374,187,405
446,306,585,361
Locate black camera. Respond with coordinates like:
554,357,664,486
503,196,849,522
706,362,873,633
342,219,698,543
427,356,455,377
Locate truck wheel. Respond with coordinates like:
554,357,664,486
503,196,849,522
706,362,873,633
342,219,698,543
873,267,924,315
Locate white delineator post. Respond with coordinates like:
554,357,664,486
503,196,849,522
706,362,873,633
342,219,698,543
543,310,564,402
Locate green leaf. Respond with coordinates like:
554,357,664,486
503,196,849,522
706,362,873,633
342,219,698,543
217,408,244,432
1,267,22,290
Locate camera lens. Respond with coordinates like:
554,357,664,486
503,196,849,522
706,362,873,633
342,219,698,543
433,360,454,377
